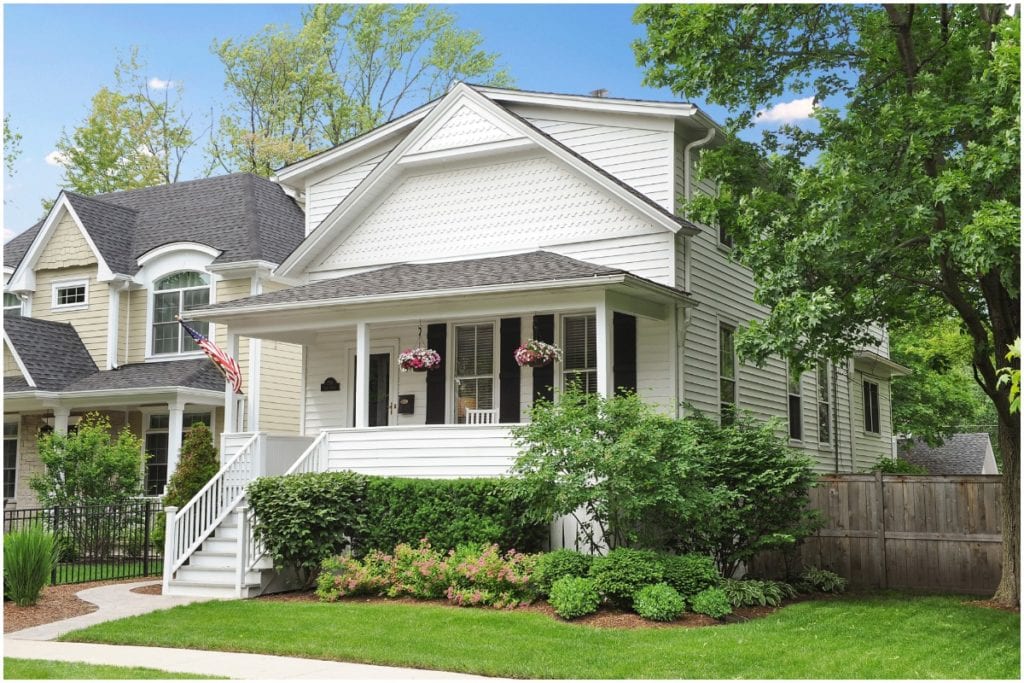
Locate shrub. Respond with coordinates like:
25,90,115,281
659,553,720,600
3,525,58,606
390,539,450,599
247,471,367,585
589,548,663,606
720,578,795,608
361,477,545,556
315,551,394,602
445,543,538,608
690,587,732,619
797,567,848,593
533,549,593,596
633,583,686,621
154,423,219,548
30,413,144,507
868,458,929,475
548,577,601,620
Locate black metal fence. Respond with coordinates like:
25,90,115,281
3,500,163,585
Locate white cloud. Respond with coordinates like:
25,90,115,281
756,96,816,124
44,150,68,167
148,77,176,90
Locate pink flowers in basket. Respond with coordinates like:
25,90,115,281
514,339,562,368
398,347,441,372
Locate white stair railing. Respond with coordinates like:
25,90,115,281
165,432,261,578
283,431,328,475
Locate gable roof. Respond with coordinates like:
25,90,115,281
897,433,995,475
5,174,305,276
59,358,225,393
3,314,97,390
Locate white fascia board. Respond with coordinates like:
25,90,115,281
277,83,694,279
475,85,700,119
204,259,277,278
137,242,222,267
7,194,117,291
2,332,36,387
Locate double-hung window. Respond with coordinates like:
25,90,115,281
818,360,832,444
454,323,494,423
152,271,210,355
787,365,802,441
3,421,18,500
562,314,597,394
144,412,211,495
719,325,737,424
863,380,881,434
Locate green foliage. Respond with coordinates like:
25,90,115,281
633,583,686,621
690,587,733,619
163,423,218,509
588,548,663,607
247,471,367,585
360,477,545,556
210,4,510,176
389,540,450,600
797,567,848,594
547,576,601,620
659,553,720,600
30,413,144,508
868,458,929,475
997,338,1021,414
4,114,22,176
445,543,538,608
316,551,395,602
720,579,795,608
3,525,57,606
532,549,593,596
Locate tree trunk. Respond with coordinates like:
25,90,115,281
992,412,1020,607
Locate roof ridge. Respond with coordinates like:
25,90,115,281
63,190,140,213
466,82,698,109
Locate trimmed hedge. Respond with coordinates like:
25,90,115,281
248,472,545,583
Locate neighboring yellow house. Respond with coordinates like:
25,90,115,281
2,174,306,508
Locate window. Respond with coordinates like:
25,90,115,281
562,314,597,394
454,324,494,424
3,293,22,316
818,360,832,444
863,380,880,434
719,324,736,424
152,271,210,355
3,421,17,499
144,412,211,495
719,224,734,248
53,281,87,308
787,366,802,441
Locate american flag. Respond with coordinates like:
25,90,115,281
176,316,242,394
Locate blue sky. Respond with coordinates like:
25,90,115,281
2,3,814,238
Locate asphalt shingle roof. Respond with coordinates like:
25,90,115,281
199,251,665,312
4,174,305,273
3,314,97,390
897,433,994,475
59,359,225,393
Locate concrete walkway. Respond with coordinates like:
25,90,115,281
4,580,505,680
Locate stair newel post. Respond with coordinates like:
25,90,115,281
236,505,249,598
162,506,178,593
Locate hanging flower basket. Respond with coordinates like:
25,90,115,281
398,347,441,372
515,339,562,368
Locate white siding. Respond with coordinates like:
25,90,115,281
305,152,389,234
551,233,673,286
636,316,673,413
311,155,668,277
412,102,516,153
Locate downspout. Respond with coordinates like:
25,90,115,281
683,128,717,204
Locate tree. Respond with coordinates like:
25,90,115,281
209,4,510,176
4,114,22,176
635,4,1020,605
163,423,218,509
53,49,196,194
29,412,144,508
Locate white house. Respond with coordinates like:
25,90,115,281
162,84,909,597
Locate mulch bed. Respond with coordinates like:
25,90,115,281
965,598,1020,614
257,590,784,628
3,578,146,633
130,583,164,596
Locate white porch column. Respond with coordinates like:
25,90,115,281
224,331,239,432
51,406,71,434
355,322,370,428
595,297,614,397
166,400,186,489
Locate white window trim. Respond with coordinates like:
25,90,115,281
141,409,215,493
51,278,89,311
451,320,499,423
717,319,738,422
145,271,215,362
556,311,598,394
4,417,20,501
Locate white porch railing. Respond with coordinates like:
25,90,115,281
284,431,329,475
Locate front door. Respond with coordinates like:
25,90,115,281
352,352,392,427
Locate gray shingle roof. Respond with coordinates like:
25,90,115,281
59,359,225,393
199,251,662,312
4,174,305,273
897,433,994,475
3,314,97,390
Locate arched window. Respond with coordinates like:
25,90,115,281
152,271,210,355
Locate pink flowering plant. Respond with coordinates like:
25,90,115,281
397,348,441,372
315,550,395,602
445,543,539,609
514,339,562,368
388,539,450,599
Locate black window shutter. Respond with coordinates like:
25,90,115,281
532,314,555,404
425,323,447,424
499,318,521,423
613,312,637,396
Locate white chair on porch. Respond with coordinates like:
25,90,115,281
465,409,497,425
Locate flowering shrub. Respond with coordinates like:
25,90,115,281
514,339,562,367
445,543,538,608
390,539,449,599
398,347,441,371
315,550,394,602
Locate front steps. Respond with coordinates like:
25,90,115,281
163,504,275,599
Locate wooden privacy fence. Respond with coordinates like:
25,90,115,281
750,473,1002,595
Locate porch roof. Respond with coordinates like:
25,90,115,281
193,251,688,318
3,314,97,390
4,358,224,396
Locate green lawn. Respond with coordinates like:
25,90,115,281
3,658,224,680
61,592,1019,679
